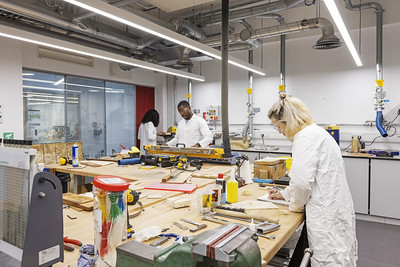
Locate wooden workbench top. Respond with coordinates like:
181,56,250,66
55,182,303,266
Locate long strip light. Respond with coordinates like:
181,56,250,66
63,0,267,76
323,0,362,66
54,78,64,85
0,25,205,81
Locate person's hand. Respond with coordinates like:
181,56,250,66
191,143,201,148
157,131,165,136
161,143,168,146
269,189,284,200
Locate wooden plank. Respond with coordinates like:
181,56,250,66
63,193,93,211
165,171,192,184
192,165,234,179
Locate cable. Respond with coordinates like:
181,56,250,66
382,112,399,137
364,112,400,147
365,135,381,147
341,143,352,151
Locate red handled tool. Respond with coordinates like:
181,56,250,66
63,237,82,252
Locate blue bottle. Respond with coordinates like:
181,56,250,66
72,144,79,167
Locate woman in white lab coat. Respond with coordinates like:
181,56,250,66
138,109,160,154
268,95,358,266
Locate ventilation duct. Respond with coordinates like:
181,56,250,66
201,18,341,50
0,0,152,50
176,48,193,67
195,0,305,27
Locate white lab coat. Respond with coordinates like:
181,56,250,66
137,122,157,154
167,114,213,148
280,123,358,266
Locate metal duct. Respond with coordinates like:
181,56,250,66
255,13,285,24
190,0,275,18
343,0,386,136
169,18,206,40
122,5,206,40
201,18,341,50
0,0,152,50
196,0,304,27
176,47,193,66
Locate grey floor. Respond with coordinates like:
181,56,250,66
356,219,400,267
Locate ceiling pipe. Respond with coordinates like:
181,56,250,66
122,5,206,40
201,18,340,50
255,13,285,24
343,0,387,137
221,0,232,158
191,0,275,19
0,0,153,50
196,0,304,27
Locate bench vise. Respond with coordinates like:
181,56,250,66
116,223,261,267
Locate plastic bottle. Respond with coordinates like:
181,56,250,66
226,169,238,203
197,187,213,215
216,173,226,204
72,143,79,167
249,218,256,232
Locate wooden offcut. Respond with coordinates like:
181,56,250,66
62,192,93,211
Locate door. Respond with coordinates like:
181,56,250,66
136,86,155,149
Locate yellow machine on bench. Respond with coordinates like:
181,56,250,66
143,145,237,164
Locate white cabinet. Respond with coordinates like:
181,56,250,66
370,159,400,219
343,157,369,214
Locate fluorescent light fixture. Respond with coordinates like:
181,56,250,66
28,102,51,105
22,73,35,76
0,25,205,81
23,78,57,84
54,78,64,85
323,0,362,66
23,85,65,92
63,0,266,76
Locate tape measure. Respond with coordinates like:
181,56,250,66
127,189,140,205
59,157,72,165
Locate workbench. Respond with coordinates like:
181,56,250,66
48,161,303,266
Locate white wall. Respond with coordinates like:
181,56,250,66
170,22,400,151
0,38,23,139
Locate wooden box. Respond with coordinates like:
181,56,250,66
254,158,287,180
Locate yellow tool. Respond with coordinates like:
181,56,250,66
59,156,72,165
176,155,188,170
145,145,225,159
127,189,140,206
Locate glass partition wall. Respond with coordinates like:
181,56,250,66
23,69,136,158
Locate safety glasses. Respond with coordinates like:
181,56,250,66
272,121,285,134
